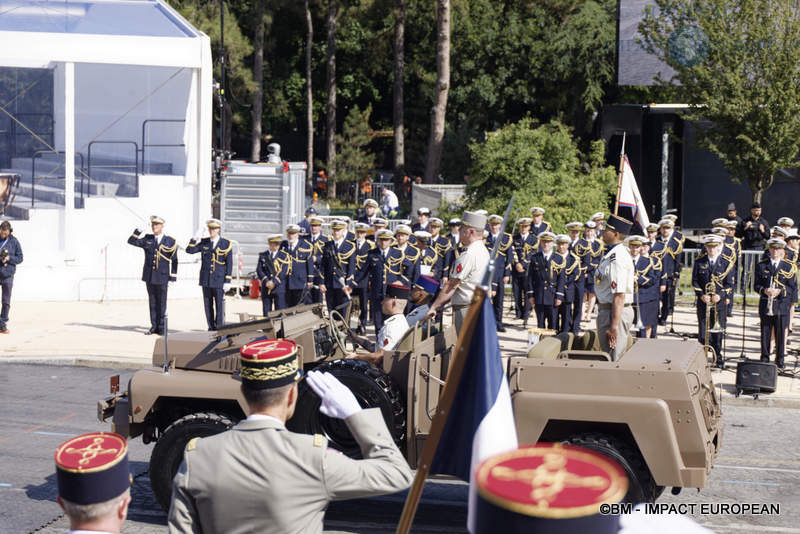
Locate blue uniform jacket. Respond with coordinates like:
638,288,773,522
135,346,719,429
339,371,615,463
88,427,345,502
127,230,178,285
754,258,797,315
530,221,552,236
691,253,734,303
308,234,330,282
363,247,406,298
0,235,23,279
257,250,291,294
185,237,233,288
634,255,660,303
485,232,513,283
317,239,356,289
527,251,565,305
281,239,314,291
512,233,538,272
354,239,376,289
417,246,442,282
554,252,581,303
396,244,420,287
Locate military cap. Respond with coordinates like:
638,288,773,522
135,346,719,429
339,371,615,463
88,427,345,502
771,226,789,238
206,218,222,229
372,217,388,227
474,443,627,534
530,207,545,216
703,234,723,245
286,223,301,234
565,222,583,231
375,229,394,240
711,227,728,237
394,224,412,235
413,230,432,242
584,221,597,229
417,207,431,216
786,229,799,241
488,214,504,224
449,218,462,226
55,432,130,505
517,217,532,226
658,218,674,228
605,214,633,234
354,222,370,232
330,219,348,230
415,275,440,294
240,339,301,390
537,231,556,242
645,223,659,232
385,283,410,300
429,217,444,227
778,216,794,227
663,213,678,223
711,217,728,227
751,202,761,209
462,211,487,230
591,212,605,221
555,234,570,244
767,237,786,248
625,235,646,246
727,202,736,211
724,220,738,229
267,233,283,243
150,215,165,225
305,206,318,216
363,198,379,208
475,209,489,216
309,217,324,226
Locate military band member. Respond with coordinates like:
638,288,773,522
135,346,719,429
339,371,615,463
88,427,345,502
691,235,734,367
281,224,314,307
554,234,581,334
257,234,291,314
414,231,442,281
444,218,463,281
657,218,682,326
55,432,132,534
754,238,797,369
186,219,232,331
168,340,412,534
645,222,659,246
786,231,800,329
358,198,380,225
529,207,551,235
307,216,330,304
393,224,420,287
411,207,432,232
353,223,375,334
527,231,563,330
429,218,451,271
298,206,318,236
628,235,661,338
567,221,589,333
485,214,512,331
363,229,406,335
581,221,603,322
512,217,537,324
721,219,742,317
777,216,794,233
591,212,605,233
128,215,177,335
594,215,635,361
369,217,388,242
0,220,21,335
318,219,355,314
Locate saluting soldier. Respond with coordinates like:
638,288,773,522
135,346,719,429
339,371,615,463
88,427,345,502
358,198,380,225
257,234,291,314
307,216,330,304
554,234,581,334
567,221,589,333
628,235,661,339
511,217,537,325
656,218,682,326
754,238,797,369
485,214,513,332
353,222,375,335
318,219,356,314
362,229,405,335
691,234,735,368
529,207,551,235
581,221,603,323
527,231,563,330
411,207,432,232
127,215,178,335
393,224,420,287
186,218,232,331
281,224,314,307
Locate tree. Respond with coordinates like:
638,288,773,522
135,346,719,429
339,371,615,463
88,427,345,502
305,0,314,184
393,0,406,177
336,105,376,205
423,0,451,184
326,0,340,198
639,0,800,203
249,0,269,162
466,119,617,231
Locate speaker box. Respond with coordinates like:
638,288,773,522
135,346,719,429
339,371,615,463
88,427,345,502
735,360,777,395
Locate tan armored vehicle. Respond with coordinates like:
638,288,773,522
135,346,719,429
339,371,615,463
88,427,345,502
98,303,722,510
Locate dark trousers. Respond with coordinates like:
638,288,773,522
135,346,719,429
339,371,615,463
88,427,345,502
262,291,286,315
286,288,306,307
202,286,225,330
145,282,168,332
557,301,572,333
659,280,676,323
492,280,505,326
512,274,530,319
309,287,323,304
325,288,350,315
353,287,369,328
372,304,385,338
761,313,788,367
535,303,556,330
0,276,12,328
697,299,727,363
570,279,585,333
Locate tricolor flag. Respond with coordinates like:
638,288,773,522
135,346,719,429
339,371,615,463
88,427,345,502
428,296,518,532
618,155,650,232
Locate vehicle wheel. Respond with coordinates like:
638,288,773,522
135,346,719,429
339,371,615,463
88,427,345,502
288,359,405,458
564,433,660,503
149,412,235,511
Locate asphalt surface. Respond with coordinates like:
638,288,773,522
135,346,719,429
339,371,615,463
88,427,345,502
1,363,798,533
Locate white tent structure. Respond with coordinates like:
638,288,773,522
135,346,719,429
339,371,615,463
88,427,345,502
0,0,213,300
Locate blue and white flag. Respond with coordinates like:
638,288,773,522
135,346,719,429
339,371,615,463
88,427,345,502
429,296,518,532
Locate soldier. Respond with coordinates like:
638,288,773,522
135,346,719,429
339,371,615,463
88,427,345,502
186,219,232,331
554,234,581,334
786,230,800,329
582,221,604,323
722,219,742,317
349,283,413,364
318,220,355,314
637,237,665,338
414,230,442,282
363,229,405,335
530,207,551,235
627,235,659,339
511,217,537,325
485,214,513,331
443,218,463,281
657,218,682,327
353,222,375,335
257,234,291,314
393,224,420,287
594,215,635,361
645,222,659,246
429,217,451,273
411,207,431,232
55,432,131,534
691,234,735,368
567,221,589,333
426,211,490,331
298,206,317,236
754,238,797,369
0,220,22,335
358,198,380,225
406,275,440,328
527,232,563,330
281,224,314,307
777,216,794,232
307,216,330,304
369,217,388,242
168,339,412,533
591,212,605,233
127,215,177,335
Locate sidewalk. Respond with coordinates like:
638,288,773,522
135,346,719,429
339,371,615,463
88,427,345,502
1,295,798,406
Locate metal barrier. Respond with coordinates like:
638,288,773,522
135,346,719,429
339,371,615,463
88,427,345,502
141,119,185,173
677,248,766,299
87,141,139,198
31,150,85,208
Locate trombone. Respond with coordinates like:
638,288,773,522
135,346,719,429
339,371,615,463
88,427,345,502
631,276,645,334
704,280,722,362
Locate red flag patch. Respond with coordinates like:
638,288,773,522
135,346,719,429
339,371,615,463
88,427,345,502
456,263,463,274
611,281,617,290
383,338,389,346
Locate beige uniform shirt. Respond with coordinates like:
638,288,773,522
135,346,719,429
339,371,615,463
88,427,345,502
377,313,410,350
451,240,489,306
594,242,634,304
168,408,412,534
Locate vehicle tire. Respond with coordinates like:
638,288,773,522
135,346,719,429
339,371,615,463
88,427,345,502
287,359,405,458
564,433,660,503
149,411,235,511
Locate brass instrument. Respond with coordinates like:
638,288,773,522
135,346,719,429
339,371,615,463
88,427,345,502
704,280,721,361
632,275,645,333
766,276,776,316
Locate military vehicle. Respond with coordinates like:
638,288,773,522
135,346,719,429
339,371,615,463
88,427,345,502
98,303,722,510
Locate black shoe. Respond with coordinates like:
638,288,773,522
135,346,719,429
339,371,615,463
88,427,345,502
145,327,156,335
715,361,725,369
777,361,785,369
761,356,770,363
658,320,667,326
497,324,506,332
154,329,165,336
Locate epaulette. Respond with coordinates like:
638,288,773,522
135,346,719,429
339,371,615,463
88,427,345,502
186,437,199,452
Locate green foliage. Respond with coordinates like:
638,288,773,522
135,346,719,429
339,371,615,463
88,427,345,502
639,0,800,202
335,105,376,198
466,119,617,232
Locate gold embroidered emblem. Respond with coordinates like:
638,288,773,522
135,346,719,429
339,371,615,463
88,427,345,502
65,437,119,467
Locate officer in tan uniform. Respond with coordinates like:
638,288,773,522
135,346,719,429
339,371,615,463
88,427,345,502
168,338,412,534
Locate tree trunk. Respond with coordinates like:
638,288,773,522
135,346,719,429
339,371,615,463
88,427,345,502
423,0,451,184
393,0,406,178
305,0,314,186
250,0,265,162
326,0,339,199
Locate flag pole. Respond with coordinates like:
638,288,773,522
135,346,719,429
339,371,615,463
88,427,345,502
614,131,627,215
394,286,488,534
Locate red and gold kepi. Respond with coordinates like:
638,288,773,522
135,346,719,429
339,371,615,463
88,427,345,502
474,443,628,534
240,338,301,390
55,432,130,505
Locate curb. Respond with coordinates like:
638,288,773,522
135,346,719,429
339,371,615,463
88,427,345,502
718,392,800,409
0,356,152,370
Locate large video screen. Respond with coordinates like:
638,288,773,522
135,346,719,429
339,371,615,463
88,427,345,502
618,0,677,86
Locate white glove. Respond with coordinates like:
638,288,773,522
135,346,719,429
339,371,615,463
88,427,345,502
306,371,362,420
223,283,231,292
193,226,205,241
135,226,145,234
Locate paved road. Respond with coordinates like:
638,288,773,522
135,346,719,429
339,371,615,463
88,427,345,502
1,363,798,533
